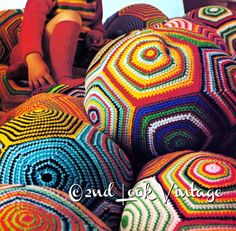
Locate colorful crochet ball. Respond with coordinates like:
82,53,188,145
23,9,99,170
0,109,133,228
120,151,236,230
104,3,168,39
0,93,89,126
0,184,110,231
0,9,23,65
185,5,236,55
84,27,236,171
155,17,228,53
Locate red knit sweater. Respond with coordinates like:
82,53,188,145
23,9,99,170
19,0,104,60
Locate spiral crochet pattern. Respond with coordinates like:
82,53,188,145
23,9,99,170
0,110,133,228
156,17,228,53
186,5,236,55
104,4,168,39
0,93,89,126
84,27,236,170
0,184,110,230
120,151,236,230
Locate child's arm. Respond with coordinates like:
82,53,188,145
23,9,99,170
20,0,55,89
21,0,54,60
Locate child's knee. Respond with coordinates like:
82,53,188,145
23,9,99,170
55,10,82,27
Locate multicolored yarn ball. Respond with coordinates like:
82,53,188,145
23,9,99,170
0,9,23,65
120,151,236,230
84,27,236,171
0,184,110,231
185,5,236,55
0,64,31,112
155,17,228,53
0,109,133,228
104,4,168,39
0,93,89,126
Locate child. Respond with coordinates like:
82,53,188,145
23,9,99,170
8,0,105,91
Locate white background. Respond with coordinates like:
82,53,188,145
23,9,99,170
0,0,185,22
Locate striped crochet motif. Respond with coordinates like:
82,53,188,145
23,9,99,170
155,17,228,53
121,151,236,230
104,4,168,39
84,28,236,170
186,5,236,55
0,109,133,228
0,184,110,230
0,10,23,65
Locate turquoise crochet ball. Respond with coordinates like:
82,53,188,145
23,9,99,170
0,109,133,228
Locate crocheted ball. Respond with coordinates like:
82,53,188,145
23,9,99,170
0,184,110,230
84,28,236,170
104,4,168,39
0,9,23,65
0,93,89,126
155,17,228,53
120,151,236,230
0,110,133,228
185,5,236,55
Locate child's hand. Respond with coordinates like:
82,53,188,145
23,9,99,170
85,30,105,51
26,53,55,90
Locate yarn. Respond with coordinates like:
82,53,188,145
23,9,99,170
155,17,228,53
0,184,110,230
0,109,133,228
104,4,168,39
0,93,88,126
84,27,236,171
0,9,23,65
120,151,236,230
186,5,236,55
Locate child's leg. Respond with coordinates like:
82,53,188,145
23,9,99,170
44,10,83,84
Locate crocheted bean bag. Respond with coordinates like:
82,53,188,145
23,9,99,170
104,4,168,39
185,5,236,55
155,17,228,53
84,27,236,171
0,9,23,65
0,110,133,228
0,184,110,230
0,93,88,126
120,151,236,230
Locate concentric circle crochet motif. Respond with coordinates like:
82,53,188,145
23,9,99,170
84,28,236,170
0,109,133,228
0,184,110,230
120,151,236,230
154,17,228,53
186,5,236,55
